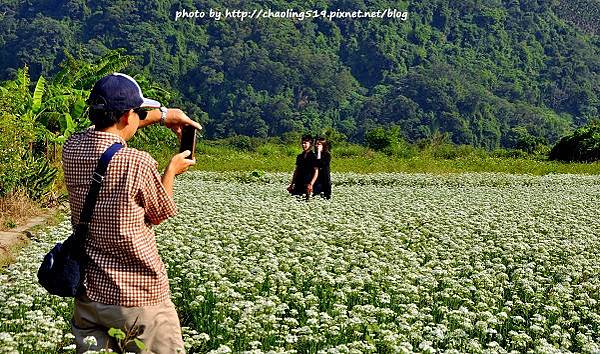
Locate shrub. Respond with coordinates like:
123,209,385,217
504,126,547,153
334,143,369,158
429,144,487,160
256,143,280,156
20,158,58,201
228,135,261,151
384,141,417,158
549,121,600,162
491,148,530,159
0,96,38,197
364,125,413,157
283,145,298,157
365,126,396,151
0,113,57,200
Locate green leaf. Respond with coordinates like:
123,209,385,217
134,338,146,350
32,76,46,113
61,113,74,133
54,135,66,145
108,328,126,341
71,98,87,123
136,129,148,140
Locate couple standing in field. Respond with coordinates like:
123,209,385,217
287,135,332,199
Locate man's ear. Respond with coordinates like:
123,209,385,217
120,109,134,126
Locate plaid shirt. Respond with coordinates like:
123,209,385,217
62,128,176,306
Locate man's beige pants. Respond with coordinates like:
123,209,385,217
72,295,185,353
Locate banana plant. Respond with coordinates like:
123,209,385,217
0,50,134,199
32,49,133,144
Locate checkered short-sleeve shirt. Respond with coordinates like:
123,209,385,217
62,128,176,306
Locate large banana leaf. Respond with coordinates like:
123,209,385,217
59,112,75,137
32,76,45,114
70,98,87,122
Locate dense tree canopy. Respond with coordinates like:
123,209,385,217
1,0,598,148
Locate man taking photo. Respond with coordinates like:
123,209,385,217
62,73,201,353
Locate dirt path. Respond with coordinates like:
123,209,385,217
0,212,59,267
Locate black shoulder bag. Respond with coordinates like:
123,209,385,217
37,142,123,297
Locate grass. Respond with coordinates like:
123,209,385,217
0,190,41,232
5,139,598,236
0,190,38,267
0,186,68,268
6,140,598,223
145,142,600,175
113,126,600,175
0,234,29,268
0,205,67,269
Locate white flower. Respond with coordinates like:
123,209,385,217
83,335,97,347
3,172,600,352
207,344,232,354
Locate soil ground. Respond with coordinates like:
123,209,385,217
0,210,65,268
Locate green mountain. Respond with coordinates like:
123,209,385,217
1,0,598,148
555,0,600,35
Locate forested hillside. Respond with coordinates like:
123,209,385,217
555,0,600,35
1,0,599,148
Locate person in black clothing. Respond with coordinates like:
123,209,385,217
313,137,332,199
288,135,319,196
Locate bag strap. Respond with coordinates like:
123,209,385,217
79,142,124,225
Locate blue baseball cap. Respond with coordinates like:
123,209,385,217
87,73,161,111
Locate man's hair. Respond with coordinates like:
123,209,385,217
301,134,313,142
87,94,128,129
89,109,128,130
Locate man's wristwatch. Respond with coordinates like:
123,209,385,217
159,106,168,125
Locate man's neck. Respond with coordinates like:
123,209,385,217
98,126,128,141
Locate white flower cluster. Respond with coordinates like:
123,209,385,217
160,172,600,353
1,172,600,353
0,221,75,353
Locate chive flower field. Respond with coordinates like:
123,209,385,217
1,172,600,353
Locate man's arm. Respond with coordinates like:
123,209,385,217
161,150,196,198
307,167,319,194
137,109,161,128
290,167,298,186
140,109,198,198
288,167,298,192
288,155,302,192
161,169,176,198
137,151,194,226
139,108,203,133
138,161,177,226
